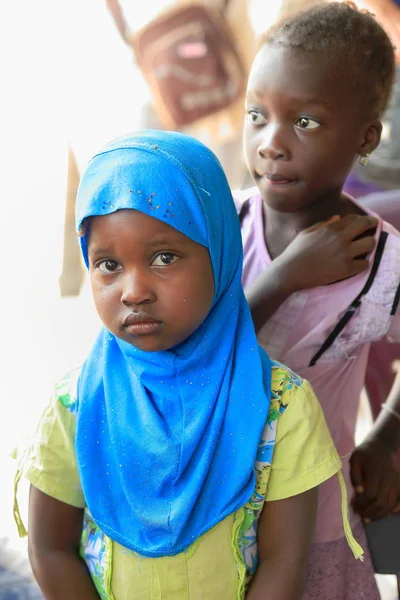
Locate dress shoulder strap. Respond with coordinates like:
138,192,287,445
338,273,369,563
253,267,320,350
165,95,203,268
309,231,388,367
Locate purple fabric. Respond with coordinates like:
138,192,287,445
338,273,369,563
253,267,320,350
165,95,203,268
343,172,381,199
236,190,400,544
302,523,380,600
358,189,400,417
234,188,400,597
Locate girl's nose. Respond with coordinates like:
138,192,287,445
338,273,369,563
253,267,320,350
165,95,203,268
121,271,156,306
258,124,288,161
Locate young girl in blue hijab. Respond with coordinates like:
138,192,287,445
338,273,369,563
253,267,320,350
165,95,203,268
15,131,353,599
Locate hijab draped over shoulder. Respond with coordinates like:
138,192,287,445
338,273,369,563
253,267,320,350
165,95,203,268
75,130,272,557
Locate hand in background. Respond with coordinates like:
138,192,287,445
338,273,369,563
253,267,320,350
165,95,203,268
350,437,400,521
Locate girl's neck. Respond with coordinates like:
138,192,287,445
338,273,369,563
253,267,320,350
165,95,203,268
263,188,363,259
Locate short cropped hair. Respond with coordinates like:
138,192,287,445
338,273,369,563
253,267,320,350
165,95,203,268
259,2,396,119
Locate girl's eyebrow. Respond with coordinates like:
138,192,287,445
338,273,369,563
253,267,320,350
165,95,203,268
247,88,333,111
246,88,264,101
146,235,188,247
89,237,187,258
90,247,111,257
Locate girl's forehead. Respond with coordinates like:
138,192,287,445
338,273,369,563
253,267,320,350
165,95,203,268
249,45,343,92
247,44,355,111
88,209,195,245
86,210,211,264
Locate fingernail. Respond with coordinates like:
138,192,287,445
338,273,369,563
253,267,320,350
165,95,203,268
356,485,364,494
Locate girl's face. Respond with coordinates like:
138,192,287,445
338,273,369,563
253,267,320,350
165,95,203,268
88,209,214,352
244,45,379,213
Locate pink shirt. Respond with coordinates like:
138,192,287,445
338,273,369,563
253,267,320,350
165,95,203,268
235,189,400,543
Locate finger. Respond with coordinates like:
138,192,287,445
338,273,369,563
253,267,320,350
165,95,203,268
386,487,400,514
328,214,364,229
392,476,400,513
356,462,382,508
355,488,385,522
352,493,376,521
306,215,341,233
362,466,400,521
350,456,365,494
362,484,398,521
393,499,400,513
363,500,392,522
352,491,370,515
348,236,376,259
347,258,370,276
338,215,378,240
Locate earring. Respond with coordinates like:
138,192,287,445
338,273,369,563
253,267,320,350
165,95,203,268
359,153,370,166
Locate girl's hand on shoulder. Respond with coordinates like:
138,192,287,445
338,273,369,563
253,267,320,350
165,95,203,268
350,437,400,522
277,215,378,292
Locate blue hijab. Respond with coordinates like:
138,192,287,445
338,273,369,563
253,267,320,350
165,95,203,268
75,131,272,557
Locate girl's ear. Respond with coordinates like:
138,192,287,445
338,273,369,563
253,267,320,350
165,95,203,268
359,120,382,156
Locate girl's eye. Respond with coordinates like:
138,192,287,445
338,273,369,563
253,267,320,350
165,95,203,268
97,259,121,274
152,252,178,267
295,116,320,130
247,110,267,125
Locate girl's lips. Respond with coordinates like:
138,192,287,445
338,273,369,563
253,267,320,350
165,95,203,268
124,322,164,335
122,312,163,335
264,175,297,186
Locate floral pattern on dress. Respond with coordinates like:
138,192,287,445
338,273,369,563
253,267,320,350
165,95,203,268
79,510,110,600
52,363,303,599
55,366,80,415
236,363,303,590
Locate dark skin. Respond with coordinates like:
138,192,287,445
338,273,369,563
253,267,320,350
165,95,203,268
244,46,381,256
247,489,318,599
243,44,380,330
105,0,380,331
350,370,400,521
28,488,99,599
28,210,318,598
244,43,400,520
88,210,214,353
29,486,318,600
247,213,378,332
